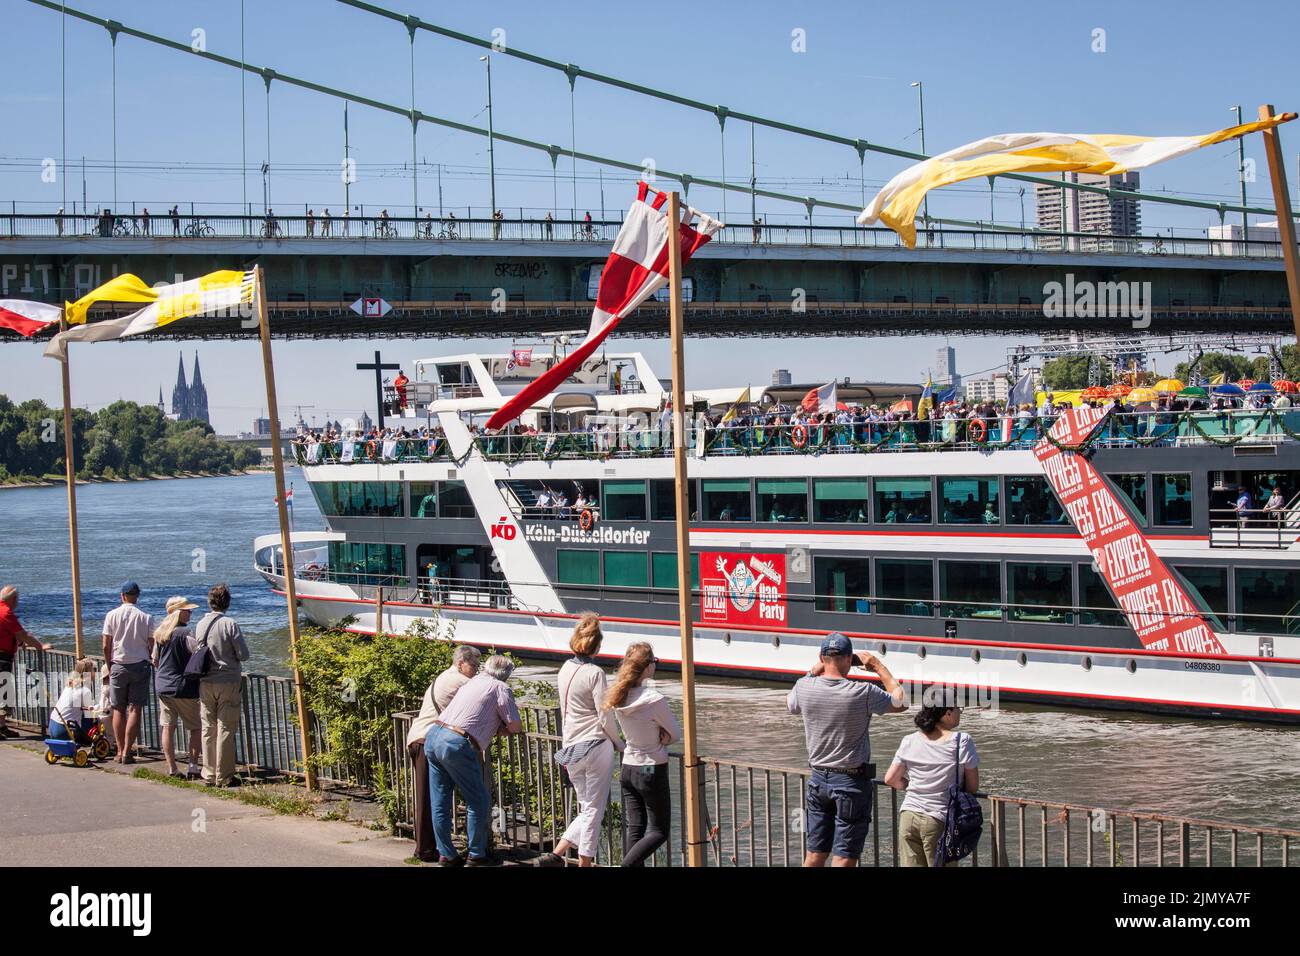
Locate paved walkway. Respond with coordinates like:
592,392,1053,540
0,739,416,867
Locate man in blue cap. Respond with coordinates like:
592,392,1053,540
787,632,906,867
102,582,155,763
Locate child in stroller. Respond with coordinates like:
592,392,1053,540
45,659,110,766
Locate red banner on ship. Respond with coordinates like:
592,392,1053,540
1034,407,1225,656
700,551,788,630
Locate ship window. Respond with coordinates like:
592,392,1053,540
411,482,439,518
1005,476,1066,525
435,480,475,518
874,478,932,524
1152,473,1193,526
875,559,933,616
604,551,649,594
1008,562,1073,624
327,541,406,585
1170,564,1229,631
650,478,698,521
313,481,404,518
939,561,1002,620
557,550,599,586
1078,565,1126,627
815,557,871,613
938,478,999,525
757,479,808,523
652,552,699,590
702,479,752,522
1107,473,1148,526
1234,567,1299,634
602,479,648,521
812,479,870,523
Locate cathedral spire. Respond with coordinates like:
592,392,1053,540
192,351,203,388
176,351,187,390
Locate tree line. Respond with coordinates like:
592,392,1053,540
0,395,262,482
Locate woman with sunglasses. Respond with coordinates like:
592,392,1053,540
605,642,681,866
884,687,980,867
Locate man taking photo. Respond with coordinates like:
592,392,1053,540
787,632,906,867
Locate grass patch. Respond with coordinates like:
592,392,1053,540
132,768,316,816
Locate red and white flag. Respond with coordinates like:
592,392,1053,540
485,183,722,430
801,382,838,414
506,347,533,371
0,299,62,337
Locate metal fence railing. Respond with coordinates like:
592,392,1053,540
6,210,1293,260
387,709,1300,867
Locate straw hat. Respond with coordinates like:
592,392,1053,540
165,596,199,614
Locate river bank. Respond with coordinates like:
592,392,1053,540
0,468,268,490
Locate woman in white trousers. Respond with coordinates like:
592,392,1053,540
540,613,624,866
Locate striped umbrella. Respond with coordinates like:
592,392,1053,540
1107,383,1133,399
1271,380,1297,393
1237,379,1256,390
1081,386,1111,401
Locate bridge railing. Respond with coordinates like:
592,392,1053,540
4,210,1290,259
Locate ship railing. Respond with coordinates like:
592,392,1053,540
469,409,1300,462
292,436,456,465
385,708,1300,867
1208,506,1300,550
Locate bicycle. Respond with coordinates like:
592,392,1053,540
184,219,215,238
112,218,141,237
374,221,398,239
261,221,282,240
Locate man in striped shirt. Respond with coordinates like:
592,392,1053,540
787,632,906,867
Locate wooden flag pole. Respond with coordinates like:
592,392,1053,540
667,192,705,867
1259,104,1300,344
254,265,317,790
58,326,85,659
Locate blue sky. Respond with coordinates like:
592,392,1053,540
3,0,1297,432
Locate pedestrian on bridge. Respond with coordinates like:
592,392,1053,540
170,205,181,237
321,208,331,237
787,633,906,867
141,208,151,236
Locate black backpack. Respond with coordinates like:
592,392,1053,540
933,732,983,866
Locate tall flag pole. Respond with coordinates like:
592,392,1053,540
2,299,82,655
253,265,318,791
667,191,705,867
1257,104,1300,345
58,323,85,659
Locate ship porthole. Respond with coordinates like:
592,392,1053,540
1126,659,1137,674
723,632,731,646
1082,656,1092,671
970,649,981,664
1016,652,1028,668
877,643,887,656
917,646,927,660
772,635,780,648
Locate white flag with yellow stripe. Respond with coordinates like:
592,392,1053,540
45,270,254,361
859,114,1296,247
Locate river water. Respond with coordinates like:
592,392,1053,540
4,472,1297,829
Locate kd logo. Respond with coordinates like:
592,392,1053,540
490,516,516,540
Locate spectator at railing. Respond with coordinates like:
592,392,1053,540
0,585,54,739
170,205,181,237
321,208,332,237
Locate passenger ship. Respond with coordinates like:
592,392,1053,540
254,348,1300,722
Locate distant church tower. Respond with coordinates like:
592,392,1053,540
169,351,211,425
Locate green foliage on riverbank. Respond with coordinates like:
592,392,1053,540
0,394,261,482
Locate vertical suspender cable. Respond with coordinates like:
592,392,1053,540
61,1,67,212
110,27,117,211
241,0,247,219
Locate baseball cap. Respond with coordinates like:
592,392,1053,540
820,632,853,657
120,581,140,596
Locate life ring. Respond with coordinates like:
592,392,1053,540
790,424,809,449
579,509,596,532
366,440,379,460
968,419,988,444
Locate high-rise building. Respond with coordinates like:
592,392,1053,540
1035,172,1141,251
167,352,211,425
934,346,960,387
771,369,792,387
965,375,1011,404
